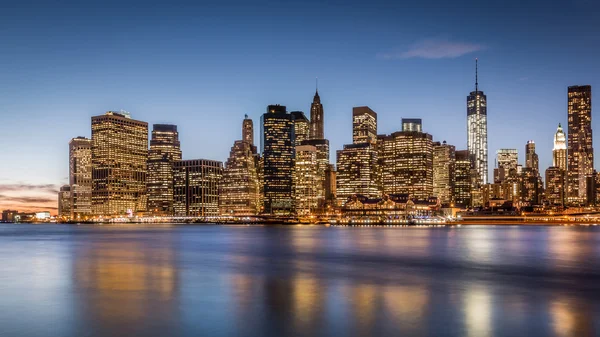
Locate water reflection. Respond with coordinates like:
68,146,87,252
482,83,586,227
0,225,600,336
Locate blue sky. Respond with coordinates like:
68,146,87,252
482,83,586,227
1,0,599,212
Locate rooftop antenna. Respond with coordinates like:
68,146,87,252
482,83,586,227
475,58,479,92
316,77,318,93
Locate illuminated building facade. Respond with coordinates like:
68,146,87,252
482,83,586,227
352,106,377,145
519,167,541,205
402,118,422,132
69,136,92,219
495,149,518,183
58,185,71,218
336,143,379,205
525,140,539,172
242,114,254,145
433,141,455,205
147,124,182,215
324,164,337,207
454,150,473,207
467,59,488,186
310,89,324,139
553,123,567,171
219,117,260,215
294,145,319,216
291,111,310,144
377,130,433,200
173,159,223,217
567,85,593,205
545,166,565,206
261,105,295,215
91,111,148,216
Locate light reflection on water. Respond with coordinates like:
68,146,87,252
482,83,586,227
0,224,599,336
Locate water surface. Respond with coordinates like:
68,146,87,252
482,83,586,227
0,224,599,337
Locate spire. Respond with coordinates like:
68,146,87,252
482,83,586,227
316,77,318,93
475,58,478,92
313,77,320,103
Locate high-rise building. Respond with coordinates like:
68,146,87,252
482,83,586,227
553,123,567,171
69,136,92,220
377,130,433,200
294,145,319,216
402,118,422,132
433,141,456,205
309,89,324,140
525,140,539,172
495,149,518,183
219,117,260,216
352,106,377,145
173,159,223,217
261,105,295,215
291,111,310,145
91,111,148,216
567,85,593,204
454,150,473,207
242,114,254,145
58,185,71,218
545,166,565,206
336,143,379,205
324,164,337,207
467,59,488,185
147,124,182,215
519,167,541,205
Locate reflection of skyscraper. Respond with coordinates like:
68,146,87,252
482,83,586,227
467,59,488,185
69,136,92,219
567,85,593,204
147,124,182,215
261,105,295,215
91,111,148,216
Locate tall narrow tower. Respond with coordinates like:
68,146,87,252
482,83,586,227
467,59,488,185
242,114,254,146
309,80,324,140
553,123,567,171
567,85,593,204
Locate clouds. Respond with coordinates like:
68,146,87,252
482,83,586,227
0,183,60,194
379,39,485,60
0,183,59,213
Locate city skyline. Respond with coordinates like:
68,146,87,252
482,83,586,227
1,0,600,213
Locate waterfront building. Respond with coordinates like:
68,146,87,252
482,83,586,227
454,150,473,207
377,129,433,200
567,85,593,205
219,117,260,216
467,59,488,185
1,210,18,223
324,164,337,208
294,145,319,216
519,167,541,206
352,106,377,145
173,159,223,217
433,141,455,205
69,136,92,220
291,111,310,144
261,105,295,215
147,124,182,215
545,166,565,206
58,185,71,218
495,149,518,183
336,143,379,205
91,111,148,216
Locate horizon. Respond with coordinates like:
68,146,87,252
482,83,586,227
1,0,599,213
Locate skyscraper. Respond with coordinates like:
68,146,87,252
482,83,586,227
352,106,377,145
91,111,148,216
242,114,254,145
377,130,433,200
147,124,182,215
291,111,310,144
401,118,422,132
69,136,92,220
525,140,539,172
567,85,593,204
454,150,473,207
173,159,223,217
309,88,324,140
219,117,260,215
58,185,71,219
261,105,295,215
467,59,488,185
336,143,380,205
433,141,456,205
294,144,319,216
545,166,565,206
553,123,567,171
495,149,518,183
